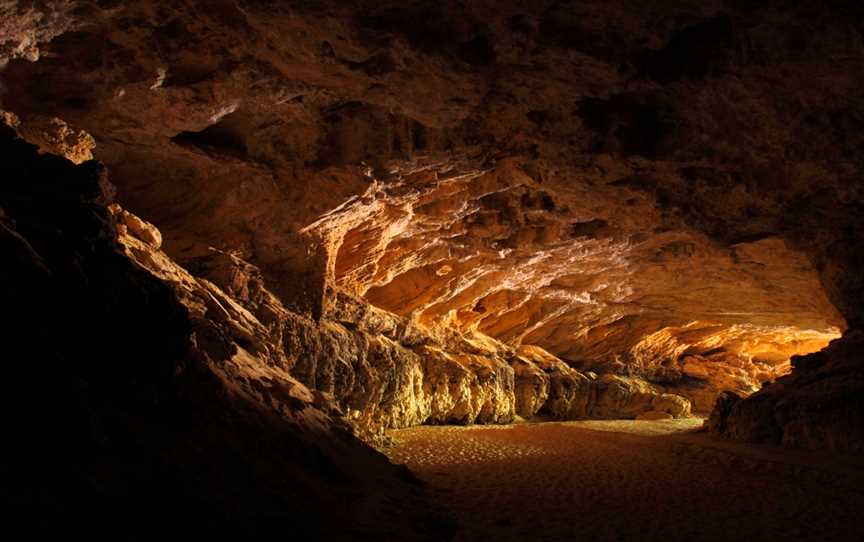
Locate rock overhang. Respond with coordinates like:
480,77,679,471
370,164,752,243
301,155,842,409
1,0,859,424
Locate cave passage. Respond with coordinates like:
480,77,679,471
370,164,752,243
3,1,864,541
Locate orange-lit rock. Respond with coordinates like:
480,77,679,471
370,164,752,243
16,115,95,164
110,203,162,249
113,201,521,436
710,330,864,451
592,375,691,419
2,0,863,455
303,160,840,412
419,346,515,424
515,345,691,420
517,344,594,419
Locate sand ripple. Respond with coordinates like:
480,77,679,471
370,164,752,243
384,419,864,542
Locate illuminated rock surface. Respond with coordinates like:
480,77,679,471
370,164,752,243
2,0,853,427
2,0,864,538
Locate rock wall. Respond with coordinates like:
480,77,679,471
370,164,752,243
514,346,691,420
117,212,685,436
2,0,863,453
0,122,448,540
709,330,864,452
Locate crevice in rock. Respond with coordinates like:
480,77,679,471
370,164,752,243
638,14,738,82
171,112,248,157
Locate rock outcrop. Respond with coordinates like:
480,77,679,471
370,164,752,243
115,200,516,438
708,330,864,452
515,346,691,420
0,121,448,540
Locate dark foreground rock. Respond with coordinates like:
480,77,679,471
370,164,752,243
0,123,450,541
708,331,864,452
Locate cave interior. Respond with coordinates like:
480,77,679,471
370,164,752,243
1,1,863,540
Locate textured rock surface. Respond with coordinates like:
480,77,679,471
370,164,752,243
119,204,513,438
15,114,95,163
0,123,448,540
709,331,864,451
0,0,78,66
516,345,691,420
1,0,862,456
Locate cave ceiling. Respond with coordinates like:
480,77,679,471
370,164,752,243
3,0,859,385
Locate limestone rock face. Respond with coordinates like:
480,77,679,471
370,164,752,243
124,225,466,436
15,114,95,164
0,1,79,66
92,161,685,438
2,0,863,452
518,345,592,419
706,391,744,436
670,353,767,413
592,375,691,419
1,2,845,381
110,203,162,249
422,346,516,424
543,366,594,419
709,331,864,452
516,346,691,420
111,205,522,437
0,124,445,540
511,356,551,418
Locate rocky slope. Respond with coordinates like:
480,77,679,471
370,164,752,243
1,0,862,455
0,121,452,540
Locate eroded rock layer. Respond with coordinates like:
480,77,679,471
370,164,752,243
2,0,863,453
304,159,840,413
114,200,692,432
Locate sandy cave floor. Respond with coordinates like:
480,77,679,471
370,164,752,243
383,419,864,542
